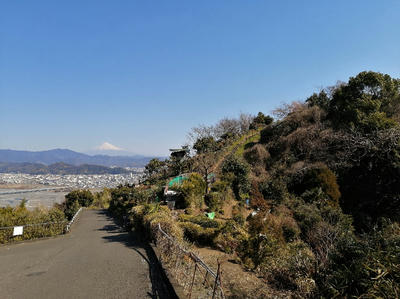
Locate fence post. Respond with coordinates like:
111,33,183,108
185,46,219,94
188,261,197,299
203,270,208,285
156,223,225,299
212,261,221,299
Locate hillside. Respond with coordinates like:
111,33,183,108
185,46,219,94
106,71,400,298
0,149,157,167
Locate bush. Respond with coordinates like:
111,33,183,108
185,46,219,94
250,112,274,130
243,144,270,166
292,202,323,239
204,192,223,212
171,173,206,208
0,203,66,244
179,222,217,246
260,125,275,144
232,205,245,226
130,204,184,241
108,184,158,218
248,207,300,244
290,165,341,206
210,180,229,193
64,199,81,220
65,189,94,207
259,178,289,205
318,220,400,298
249,181,269,211
178,214,220,228
214,220,249,253
92,189,111,208
193,136,219,154
260,241,316,295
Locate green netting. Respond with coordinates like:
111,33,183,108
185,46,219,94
168,175,187,187
206,212,215,219
207,173,216,180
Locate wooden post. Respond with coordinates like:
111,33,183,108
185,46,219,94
212,261,221,299
188,262,197,299
203,270,208,285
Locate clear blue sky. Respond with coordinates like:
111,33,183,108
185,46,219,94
1,1,399,156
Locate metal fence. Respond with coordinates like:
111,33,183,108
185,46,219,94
0,207,83,244
156,224,225,299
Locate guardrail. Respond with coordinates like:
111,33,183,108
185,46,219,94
0,207,83,244
66,207,82,232
156,223,225,299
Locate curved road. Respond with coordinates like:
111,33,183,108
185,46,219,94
0,210,176,299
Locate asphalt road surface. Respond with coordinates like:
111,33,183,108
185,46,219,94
0,210,176,299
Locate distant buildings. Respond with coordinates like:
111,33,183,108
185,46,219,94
0,171,144,189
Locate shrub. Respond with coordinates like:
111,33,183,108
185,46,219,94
204,192,223,212
249,181,269,211
281,218,300,243
108,184,158,218
292,202,323,239
60,189,94,219
243,143,270,166
260,125,275,144
171,173,206,208
130,204,184,241
210,180,229,193
232,205,245,226
64,199,81,220
259,178,289,205
92,189,111,208
249,112,274,130
248,206,300,244
178,214,220,228
214,220,249,254
193,136,219,154
318,220,400,298
65,189,94,207
310,166,340,206
179,222,217,246
0,204,66,244
260,241,316,295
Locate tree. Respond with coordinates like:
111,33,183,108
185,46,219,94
250,112,274,129
65,189,94,207
222,155,250,200
192,151,218,194
144,158,167,182
306,90,330,111
328,71,400,132
193,136,219,154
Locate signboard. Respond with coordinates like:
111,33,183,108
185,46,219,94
13,226,23,236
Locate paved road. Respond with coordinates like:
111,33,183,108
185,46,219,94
0,210,175,299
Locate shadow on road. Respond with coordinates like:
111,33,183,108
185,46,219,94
97,210,178,299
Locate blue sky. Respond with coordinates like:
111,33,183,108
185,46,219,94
1,1,399,156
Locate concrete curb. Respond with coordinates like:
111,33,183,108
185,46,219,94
150,243,186,299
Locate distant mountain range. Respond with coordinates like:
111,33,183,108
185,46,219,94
0,162,131,175
0,149,159,168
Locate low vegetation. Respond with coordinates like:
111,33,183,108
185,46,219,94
0,200,66,243
0,188,96,243
105,71,400,298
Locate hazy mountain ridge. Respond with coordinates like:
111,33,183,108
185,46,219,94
0,162,130,175
0,149,158,167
